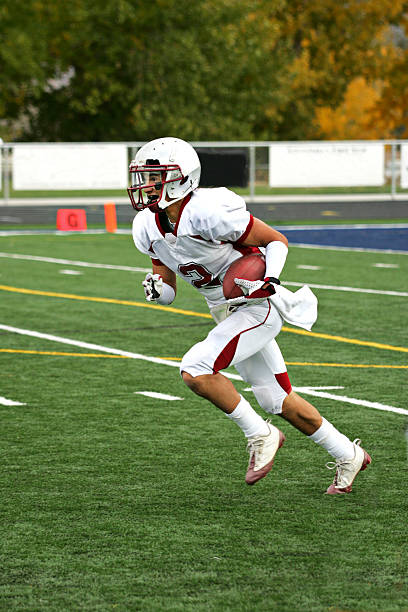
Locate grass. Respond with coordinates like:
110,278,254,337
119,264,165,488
0,232,407,611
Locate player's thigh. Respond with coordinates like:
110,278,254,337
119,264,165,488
235,338,286,383
180,303,282,377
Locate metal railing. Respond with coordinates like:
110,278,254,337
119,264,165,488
1,140,407,204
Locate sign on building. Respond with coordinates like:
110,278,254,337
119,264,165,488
269,143,385,187
13,144,128,190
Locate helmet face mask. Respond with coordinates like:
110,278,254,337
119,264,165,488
128,138,201,212
128,163,184,212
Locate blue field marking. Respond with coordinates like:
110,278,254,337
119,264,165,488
277,224,408,252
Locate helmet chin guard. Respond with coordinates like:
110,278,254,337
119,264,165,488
128,137,201,212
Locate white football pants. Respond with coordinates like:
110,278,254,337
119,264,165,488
180,301,292,414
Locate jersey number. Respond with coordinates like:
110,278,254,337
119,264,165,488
178,262,213,288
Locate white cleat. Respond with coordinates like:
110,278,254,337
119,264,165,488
245,421,286,485
325,438,372,494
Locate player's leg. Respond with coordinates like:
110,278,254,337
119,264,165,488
181,303,285,484
236,340,371,493
181,301,282,420
282,392,372,493
181,301,282,403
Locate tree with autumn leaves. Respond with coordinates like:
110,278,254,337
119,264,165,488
0,0,407,142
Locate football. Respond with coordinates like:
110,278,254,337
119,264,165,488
222,252,266,299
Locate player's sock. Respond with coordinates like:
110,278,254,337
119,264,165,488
308,417,355,460
226,395,270,438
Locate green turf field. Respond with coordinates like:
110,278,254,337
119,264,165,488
0,232,407,611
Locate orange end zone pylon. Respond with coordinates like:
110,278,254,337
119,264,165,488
104,202,117,233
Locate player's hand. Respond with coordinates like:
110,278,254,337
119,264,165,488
142,273,163,302
226,277,280,306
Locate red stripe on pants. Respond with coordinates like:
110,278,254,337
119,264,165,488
275,372,292,394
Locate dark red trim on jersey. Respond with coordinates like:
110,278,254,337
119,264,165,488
174,193,192,236
151,257,163,266
232,244,262,257
154,193,193,237
154,213,166,237
213,301,272,373
275,372,292,394
236,214,254,244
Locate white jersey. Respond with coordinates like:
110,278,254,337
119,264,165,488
132,187,258,308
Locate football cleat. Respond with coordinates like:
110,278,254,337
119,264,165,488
245,421,286,485
325,438,371,494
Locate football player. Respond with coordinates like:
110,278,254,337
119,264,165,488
129,137,371,493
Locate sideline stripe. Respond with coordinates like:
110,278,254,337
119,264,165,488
1,284,407,353
1,252,407,297
1,324,406,416
278,223,408,230
291,243,408,255
1,349,407,369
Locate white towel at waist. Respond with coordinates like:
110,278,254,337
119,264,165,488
269,285,318,331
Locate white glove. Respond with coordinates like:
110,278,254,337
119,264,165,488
142,273,163,302
226,277,278,306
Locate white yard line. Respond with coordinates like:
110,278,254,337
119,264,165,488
0,396,26,406
0,252,406,296
0,324,180,368
283,281,408,297
292,387,408,416
372,263,399,268
0,252,150,273
1,323,406,416
134,391,184,401
243,385,408,416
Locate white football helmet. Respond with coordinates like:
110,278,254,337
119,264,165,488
128,137,201,212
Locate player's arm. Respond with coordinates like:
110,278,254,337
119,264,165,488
142,261,177,305
241,217,288,248
240,217,288,284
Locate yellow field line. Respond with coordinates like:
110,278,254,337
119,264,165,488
280,327,408,353
286,361,408,369
1,283,407,353
0,284,210,319
1,349,407,369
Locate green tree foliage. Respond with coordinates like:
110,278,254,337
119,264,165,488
272,0,407,139
0,0,406,142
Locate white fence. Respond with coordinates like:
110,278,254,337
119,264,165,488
1,140,408,203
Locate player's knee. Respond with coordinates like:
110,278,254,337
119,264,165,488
181,371,207,396
180,343,213,378
181,370,195,388
252,385,288,415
